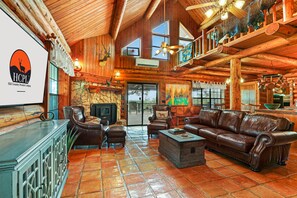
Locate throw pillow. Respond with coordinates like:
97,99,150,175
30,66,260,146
156,111,168,119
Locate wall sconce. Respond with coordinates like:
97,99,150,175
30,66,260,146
226,77,244,84
73,58,82,72
115,71,120,78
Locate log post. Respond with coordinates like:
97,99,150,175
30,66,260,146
283,0,294,22
230,58,241,110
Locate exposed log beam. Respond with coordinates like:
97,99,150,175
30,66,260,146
208,65,285,75
144,0,161,20
33,0,71,52
193,70,256,79
265,23,297,38
252,53,297,67
3,0,46,38
110,0,127,40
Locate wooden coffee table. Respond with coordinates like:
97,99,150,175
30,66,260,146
158,130,206,168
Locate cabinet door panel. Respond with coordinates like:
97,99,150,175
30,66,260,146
53,130,67,197
18,153,41,198
40,140,54,198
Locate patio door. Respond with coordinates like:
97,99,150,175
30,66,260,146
127,83,158,126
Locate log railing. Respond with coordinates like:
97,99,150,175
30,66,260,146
179,1,297,65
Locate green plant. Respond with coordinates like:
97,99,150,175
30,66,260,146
67,126,81,155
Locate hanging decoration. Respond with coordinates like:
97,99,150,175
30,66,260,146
192,81,227,90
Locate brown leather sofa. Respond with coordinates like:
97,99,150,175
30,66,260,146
63,106,109,148
184,109,297,171
147,105,172,138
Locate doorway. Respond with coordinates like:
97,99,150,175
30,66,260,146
127,83,158,126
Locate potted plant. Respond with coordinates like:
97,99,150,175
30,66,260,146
67,126,81,155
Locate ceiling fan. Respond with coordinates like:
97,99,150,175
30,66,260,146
155,0,184,56
186,0,247,25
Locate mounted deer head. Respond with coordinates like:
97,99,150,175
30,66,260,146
99,41,111,66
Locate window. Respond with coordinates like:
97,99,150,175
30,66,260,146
121,38,141,56
179,23,194,63
152,21,169,60
49,63,59,120
192,88,225,109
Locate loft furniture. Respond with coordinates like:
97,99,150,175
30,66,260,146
158,130,206,168
63,106,109,149
147,105,172,138
106,126,127,147
90,103,117,125
184,109,297,171
0,120,68,198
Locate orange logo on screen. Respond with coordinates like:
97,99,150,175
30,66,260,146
9,49,31,84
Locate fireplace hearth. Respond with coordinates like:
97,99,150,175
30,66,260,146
90,103,117,124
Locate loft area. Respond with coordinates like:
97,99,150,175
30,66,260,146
1,0,297,197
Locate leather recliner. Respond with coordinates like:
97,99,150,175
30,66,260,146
184,109,297,171
63,106,109,148
147,105,172,138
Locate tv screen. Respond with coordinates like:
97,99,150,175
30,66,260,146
0,8,48,106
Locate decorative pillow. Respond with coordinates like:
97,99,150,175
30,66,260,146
156,111,168,120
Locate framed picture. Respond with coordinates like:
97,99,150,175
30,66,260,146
127,47,140,56
166,84,189,106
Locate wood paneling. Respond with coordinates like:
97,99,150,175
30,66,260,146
44,0,115,45
71,34,115,78
115,0,199,73
121,0,152,31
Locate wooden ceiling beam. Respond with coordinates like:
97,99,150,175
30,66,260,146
251,53,297,67
144,0,161,20
110,0,127,40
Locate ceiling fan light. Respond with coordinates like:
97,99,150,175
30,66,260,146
162,47,168,53
169,50,175,55
221,12,228,20
155,49,161,55
234,0,245,9
218,0,227,6
205,9,214,18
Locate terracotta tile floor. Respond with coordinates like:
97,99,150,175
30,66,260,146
62,126,297,198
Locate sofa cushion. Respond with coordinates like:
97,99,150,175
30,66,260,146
199,128,234,142
198,109,221,128
240,114,292,137
218,110,246,133
217,134,256,152
184,124,208,135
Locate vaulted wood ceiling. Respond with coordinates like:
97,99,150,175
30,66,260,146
44,0,156,46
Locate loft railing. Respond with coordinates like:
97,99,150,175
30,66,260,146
179,1,297,65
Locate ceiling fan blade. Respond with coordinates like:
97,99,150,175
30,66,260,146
200,8,219,25
168,45,184,49
186,2,216,11
199,14,221,31
228,5,247,19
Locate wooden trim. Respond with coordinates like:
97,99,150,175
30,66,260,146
144,0,161,20
110,0,127,40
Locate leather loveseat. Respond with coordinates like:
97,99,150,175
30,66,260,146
63,106,109,148
184,109,297,171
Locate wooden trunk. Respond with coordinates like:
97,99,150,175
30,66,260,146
158,130,206,168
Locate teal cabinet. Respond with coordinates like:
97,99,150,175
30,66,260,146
0,120,69,198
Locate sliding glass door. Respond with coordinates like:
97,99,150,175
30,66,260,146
127,83,158,126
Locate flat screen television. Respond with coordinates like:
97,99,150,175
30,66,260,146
0,8,48,106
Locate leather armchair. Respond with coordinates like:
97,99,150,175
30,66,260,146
147,105,172,138
148,105,172,127
63,106,109,148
